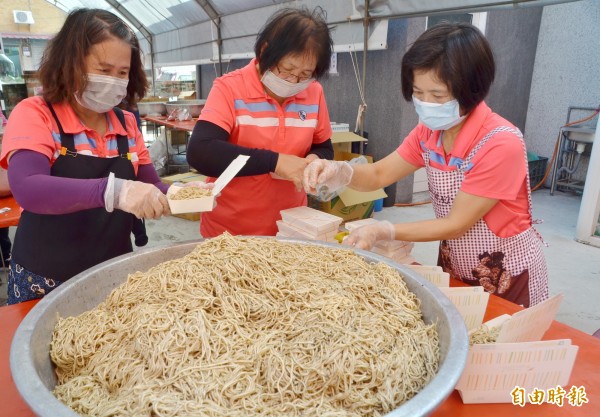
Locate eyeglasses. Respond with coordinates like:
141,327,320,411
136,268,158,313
274,65,313,83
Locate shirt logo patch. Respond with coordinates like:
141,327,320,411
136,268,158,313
298,110,307,121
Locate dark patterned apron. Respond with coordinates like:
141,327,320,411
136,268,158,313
8,105,136,304
426,126,549,307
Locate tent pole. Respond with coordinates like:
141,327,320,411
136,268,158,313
360,0,370,154
216,18,223,76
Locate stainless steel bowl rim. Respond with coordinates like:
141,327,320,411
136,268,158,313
11,238,468,417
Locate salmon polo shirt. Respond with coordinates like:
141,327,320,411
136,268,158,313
397,101,531,238
0,96,151,173
198,58,332,237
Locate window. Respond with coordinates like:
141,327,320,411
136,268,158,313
426,12,487,34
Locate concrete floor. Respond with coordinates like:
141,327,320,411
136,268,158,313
1,188,598,335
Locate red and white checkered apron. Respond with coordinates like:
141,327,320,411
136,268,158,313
424,126,549,307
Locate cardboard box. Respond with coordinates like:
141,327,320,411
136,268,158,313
308,152,387,223
331,132,367,157
455,294,579,404
279,206,342,235
167,129,188,146
276,220,338,241
160,172,207,220
167,185,215,213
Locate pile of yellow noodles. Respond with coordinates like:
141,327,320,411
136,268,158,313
50,234,439,416
469,324,500,345
170,186,211,200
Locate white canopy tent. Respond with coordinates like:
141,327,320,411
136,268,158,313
44,0,580,140
46,0,580,67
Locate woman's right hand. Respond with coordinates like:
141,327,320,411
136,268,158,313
114,179,169,219
274,154,310,191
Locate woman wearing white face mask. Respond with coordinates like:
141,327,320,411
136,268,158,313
304,22,549,308
0,9,174,304
186,7,334,237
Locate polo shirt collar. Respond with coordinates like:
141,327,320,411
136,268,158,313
427,101,492,160
49,100,127,136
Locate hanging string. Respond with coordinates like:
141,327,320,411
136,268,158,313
348,21,367,137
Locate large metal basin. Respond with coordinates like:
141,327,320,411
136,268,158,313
11,239,468,417
165,99,206,118
137,100,167,117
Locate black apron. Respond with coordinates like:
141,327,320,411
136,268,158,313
11,104,137,282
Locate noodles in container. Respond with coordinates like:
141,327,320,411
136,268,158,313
49,234,441,416
167,155,249,213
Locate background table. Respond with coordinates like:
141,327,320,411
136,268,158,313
0,195,21,228
2,289,598,417
142,115,197,174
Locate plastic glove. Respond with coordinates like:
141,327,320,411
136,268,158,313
112,178,169,219
303,159,353,197
343,220,395,251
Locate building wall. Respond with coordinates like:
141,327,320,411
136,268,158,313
196,2,595,203
524,0,600,186
319,8,543,204
0,0,65,36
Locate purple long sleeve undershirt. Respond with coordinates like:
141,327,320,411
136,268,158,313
8,150,169,215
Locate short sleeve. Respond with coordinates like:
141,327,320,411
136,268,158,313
312,84,333,144
198,78,236,134
0,97,56,169
396,124,429,168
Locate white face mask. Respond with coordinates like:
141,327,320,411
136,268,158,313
75,73,129,113
261,70,313,98
412,96,466,131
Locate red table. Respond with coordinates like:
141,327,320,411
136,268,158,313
142,115,197,132
0,195,21,228
2,291,598,417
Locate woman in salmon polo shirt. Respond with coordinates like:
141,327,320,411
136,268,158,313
186,7,334,237
0,9,172,304
304,22,548,307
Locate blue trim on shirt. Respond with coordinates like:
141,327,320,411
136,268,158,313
234,99,277,113
285,103,319,114
428,150,445,165
74,132,97,149
448,156,463,168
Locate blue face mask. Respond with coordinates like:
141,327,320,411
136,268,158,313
412,96,466,131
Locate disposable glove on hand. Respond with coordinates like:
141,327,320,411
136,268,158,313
303,159,353,196
112,178,169,219
343,220,395,250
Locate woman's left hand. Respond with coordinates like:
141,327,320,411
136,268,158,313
344,220,396,250
274,154,311,191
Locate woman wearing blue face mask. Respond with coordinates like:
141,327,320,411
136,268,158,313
186,7,334,237
0,9,174,304
304,22,548,308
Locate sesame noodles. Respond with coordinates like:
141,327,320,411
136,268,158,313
50,234,439,416
169,186,212,200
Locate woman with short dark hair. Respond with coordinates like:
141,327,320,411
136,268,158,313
304,22,548,307
0,8,172,304
187,7,335,237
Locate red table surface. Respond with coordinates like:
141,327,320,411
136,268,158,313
2,289,598,417
0,195,21,228
142,115,197,132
